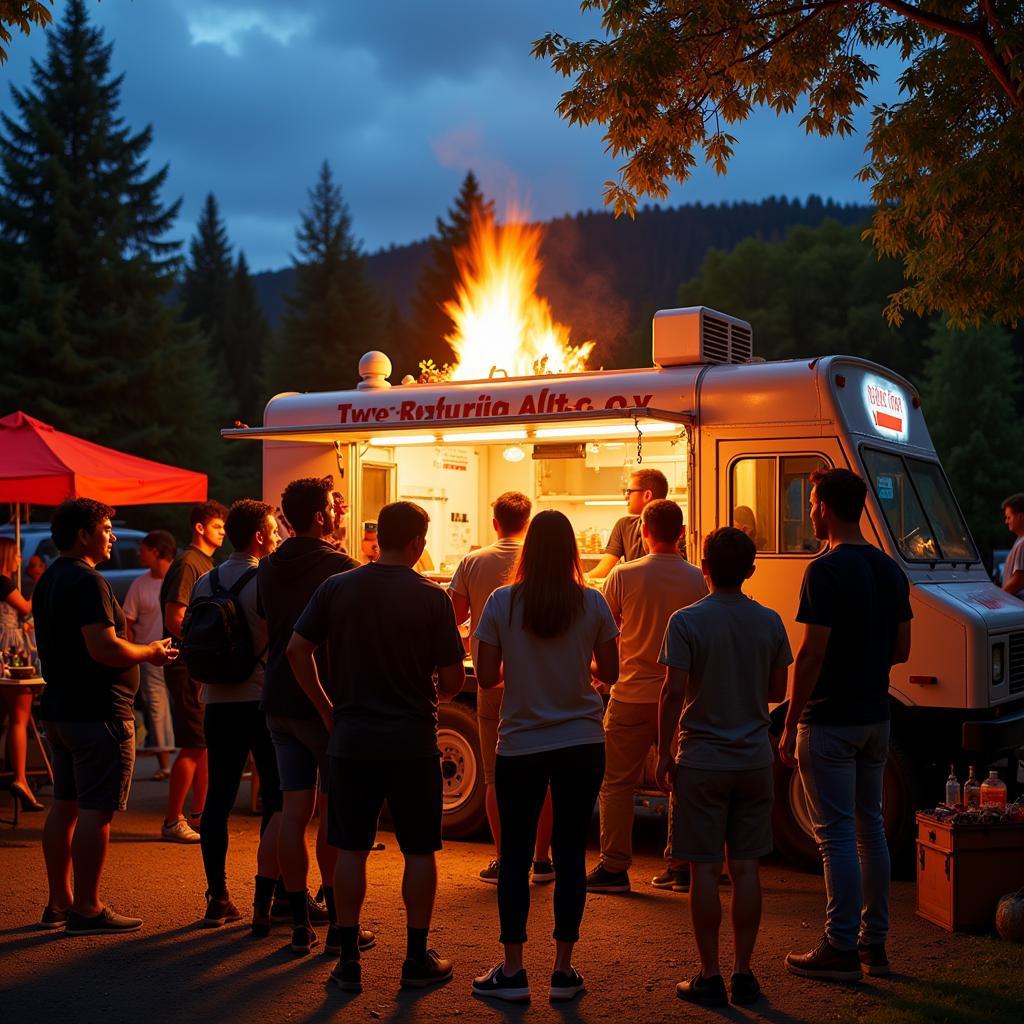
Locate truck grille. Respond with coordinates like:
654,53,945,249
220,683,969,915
1010,632,1024,695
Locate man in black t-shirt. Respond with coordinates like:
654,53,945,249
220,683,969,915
288,501,465,993
34,499,176,936
781,469,912,983
159,500,226,843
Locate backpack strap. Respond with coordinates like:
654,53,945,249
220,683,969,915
227,566,264,663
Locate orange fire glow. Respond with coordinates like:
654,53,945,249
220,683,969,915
444,208,595,381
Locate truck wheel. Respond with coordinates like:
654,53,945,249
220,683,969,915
771,734,918,874
438,702,487,840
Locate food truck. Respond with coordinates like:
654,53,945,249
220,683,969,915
226,306,1024,868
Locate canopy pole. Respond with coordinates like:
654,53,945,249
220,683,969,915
15,502,21,589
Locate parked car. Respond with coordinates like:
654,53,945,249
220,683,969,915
1,523,149,603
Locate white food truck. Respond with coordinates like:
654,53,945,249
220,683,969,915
226,306,1024,867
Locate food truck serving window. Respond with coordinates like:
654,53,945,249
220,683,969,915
862,447,978,564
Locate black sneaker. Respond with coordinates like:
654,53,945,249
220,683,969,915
652,867,687,890
531,859,555,885
307,891,330,923
325,924,377,955
550,967,585,1002
40,906,69,929
401,949,454,988
479,859,500,885
585,864,630,893
670,870,692,893
676,972,728,1006
65,906,143,937
785,935,862,981
290,924,319,955
858,942,890,976
730,971,762,1005
472,963,530,1003
201,894,241,928
330,959,362,993
271,889,327,922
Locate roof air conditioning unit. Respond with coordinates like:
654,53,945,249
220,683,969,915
652,307,753,367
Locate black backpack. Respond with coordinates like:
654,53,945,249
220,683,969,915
181,566,260,685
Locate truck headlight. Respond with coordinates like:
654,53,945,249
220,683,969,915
992,644,1005,685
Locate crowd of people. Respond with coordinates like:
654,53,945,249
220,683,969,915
13,466,923,1005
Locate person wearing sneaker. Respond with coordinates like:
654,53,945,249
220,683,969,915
586,499,706,896
473,511,618,1004
288,501,464,990
781,469,911,982
656,527,792,1006
258,476,372,955
447,491,554,888
188,500,285,933
34,499,177,935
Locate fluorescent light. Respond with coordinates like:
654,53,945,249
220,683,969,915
535,421,679,440
368,434,437,446
584,500,627,507
441,429,528,442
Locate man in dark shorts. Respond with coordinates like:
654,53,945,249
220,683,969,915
34,499,177,935
259,476,373,954
657,527,791,1006
287,501,465,994
587,468,670,581
782,469,912,982
160,500,226,842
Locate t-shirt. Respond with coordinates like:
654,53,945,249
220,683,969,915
122,572,164,644
603,553,708,703
294,562,465,759
448,538,522,668
796,543,913,725
1005,535,1024,596
604,515,644,563
0,572,14,601
190,553,266,704
258,536,359,719
660,592,792,770
474,585,619,756
34,557,140,721
160,545,214,625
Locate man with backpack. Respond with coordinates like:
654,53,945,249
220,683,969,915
184,499,285,933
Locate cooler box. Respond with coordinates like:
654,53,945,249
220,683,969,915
916,811,1024,931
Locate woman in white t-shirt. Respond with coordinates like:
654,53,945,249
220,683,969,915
123,530,177,779
471,510,619,1004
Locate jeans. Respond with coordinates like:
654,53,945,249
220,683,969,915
200,702,283,899
797,720,890,950
495,742,605,944
138,662,175,751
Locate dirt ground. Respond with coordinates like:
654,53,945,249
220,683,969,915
1,770,1021,1024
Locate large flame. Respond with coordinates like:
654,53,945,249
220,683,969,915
443,208,595,381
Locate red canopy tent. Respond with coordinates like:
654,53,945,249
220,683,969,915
1,411,208,579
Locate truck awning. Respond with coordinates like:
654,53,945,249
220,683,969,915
222,406,692,445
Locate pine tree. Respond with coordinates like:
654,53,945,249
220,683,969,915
223,252,270,424
0,0,220,481
181,192,233,355
407,171,494,373
268,161,380,394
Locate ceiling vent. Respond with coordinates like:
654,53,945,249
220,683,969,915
652,307,753,367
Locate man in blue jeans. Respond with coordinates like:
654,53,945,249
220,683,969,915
780,468,912,981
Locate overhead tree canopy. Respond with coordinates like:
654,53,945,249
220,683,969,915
0,0,52,64
534,1,1024,327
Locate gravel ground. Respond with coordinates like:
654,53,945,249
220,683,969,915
0,769,1019,1024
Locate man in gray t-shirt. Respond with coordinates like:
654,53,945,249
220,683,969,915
657,527,791,1007
1001,494,1024,598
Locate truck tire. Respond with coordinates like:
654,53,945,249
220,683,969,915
771,733,918,874
438,701,487,840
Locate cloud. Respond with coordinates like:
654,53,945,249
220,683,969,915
183,6,313,57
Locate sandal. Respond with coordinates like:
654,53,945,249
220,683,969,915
150,768,171,781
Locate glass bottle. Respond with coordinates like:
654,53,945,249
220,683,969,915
964,766,981,809
980,770,1007,810
944,764,961,807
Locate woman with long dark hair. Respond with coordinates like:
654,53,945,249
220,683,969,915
471,510,618,1004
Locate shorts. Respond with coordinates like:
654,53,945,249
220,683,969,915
267,714,330,793
45,719,135,812
328,755,442,855
164,663,205,749
671,763,773,863
477,686,503,786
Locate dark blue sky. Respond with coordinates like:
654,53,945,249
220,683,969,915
1,1,901,272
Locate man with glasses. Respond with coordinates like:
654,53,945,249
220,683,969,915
588,469,671,582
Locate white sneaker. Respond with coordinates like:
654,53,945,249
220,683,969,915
161,816,201,843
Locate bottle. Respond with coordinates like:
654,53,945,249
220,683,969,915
964,766,981,809
980,770,1008,810
944,764,961,807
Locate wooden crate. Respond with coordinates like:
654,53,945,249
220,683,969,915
916,812,1024,932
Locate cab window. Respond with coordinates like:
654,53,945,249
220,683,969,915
731,458,775,551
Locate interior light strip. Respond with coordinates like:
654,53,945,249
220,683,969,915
367,434,437,446
440,429,529,443
535,421,679,440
